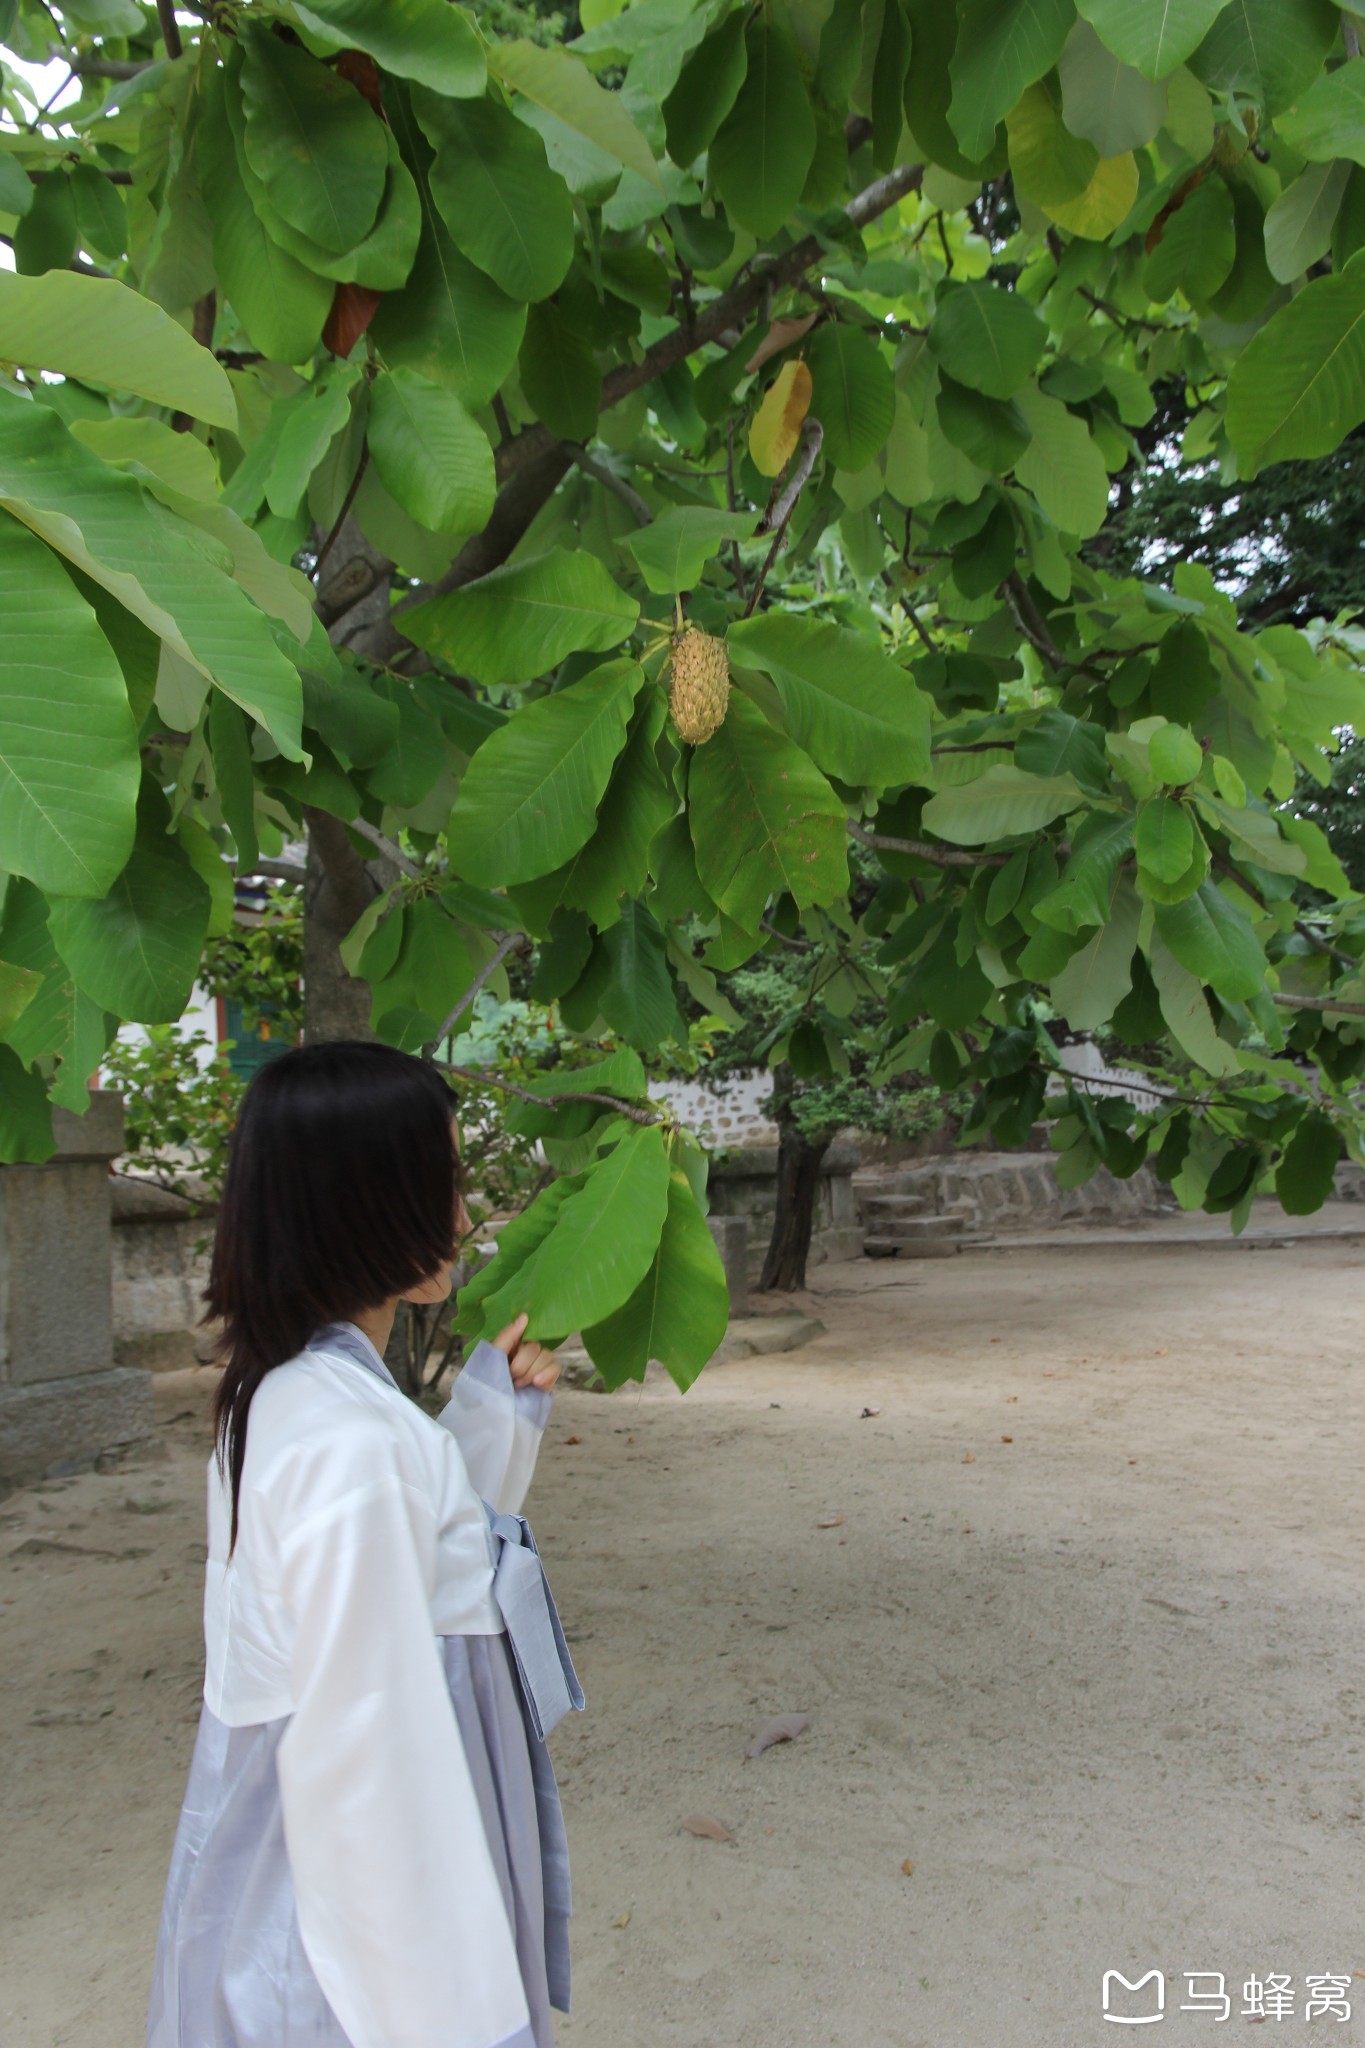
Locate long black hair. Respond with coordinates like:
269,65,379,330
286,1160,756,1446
208,1041,461,1551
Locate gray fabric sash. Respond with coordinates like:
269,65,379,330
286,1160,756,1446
483,1503,585,1743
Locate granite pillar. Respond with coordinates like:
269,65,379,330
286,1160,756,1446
0,1092,154,1494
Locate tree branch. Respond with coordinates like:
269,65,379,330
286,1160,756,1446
1274,991,1365,1017
847,818,1009,868
346,815,424,880
491,161,926,489
437,1063,669,1126
566,443,652,525
744,418,824,616
155,0,183,59
427,932,529,1049
1295,922,1358,969
312,442,370,583
1005,571,1065,673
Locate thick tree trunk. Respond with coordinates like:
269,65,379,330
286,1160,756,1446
759,1096,832,1293
301,807,383,1043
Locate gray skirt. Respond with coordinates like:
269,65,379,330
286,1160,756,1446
145,1630,571,2048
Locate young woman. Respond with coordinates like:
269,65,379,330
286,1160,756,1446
145,1040,583,2048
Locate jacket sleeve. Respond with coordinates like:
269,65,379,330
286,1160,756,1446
437,1339,552,1515
270,1428,535,2048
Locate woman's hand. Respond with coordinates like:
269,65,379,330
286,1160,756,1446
492,1312,561,1392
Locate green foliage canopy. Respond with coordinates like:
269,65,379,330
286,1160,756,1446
3,0,1365,1382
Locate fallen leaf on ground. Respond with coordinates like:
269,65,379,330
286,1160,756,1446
860,1406,881,1418
961,1453,975,1464
815,1514,846,1527
989,1336,1001,1343
1006,1395,1018,1403
612,1909,631,1926
1001,1434,1013,1442
680,1814,732,1841
563,1436,582,1445
746,1712,809,1758
901,1859,914,1876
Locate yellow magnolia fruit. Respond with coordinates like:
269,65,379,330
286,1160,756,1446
749,359,813,477
667,628,730,745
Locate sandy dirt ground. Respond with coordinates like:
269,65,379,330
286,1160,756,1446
1,1238,1362,2048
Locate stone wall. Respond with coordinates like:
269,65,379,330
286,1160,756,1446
855,1150,1166,1240
111,1178,217,1364
706,1142,862,1284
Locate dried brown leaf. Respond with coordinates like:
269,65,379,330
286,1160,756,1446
814,1514,846,1527
681,1814,732,1841
744,313,818,375
746,1712,809,1759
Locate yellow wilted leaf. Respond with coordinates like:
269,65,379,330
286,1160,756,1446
1046,152,1138,241
749,359,812,477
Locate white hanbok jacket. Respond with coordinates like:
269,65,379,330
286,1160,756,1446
147,1323,582,2048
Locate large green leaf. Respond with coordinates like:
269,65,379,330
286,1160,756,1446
368,368,495,537
921,764,1085,842
1007,78,1099,209
518,299,602,443
294,0,486,97
372,84,527,407
948,0,1077,161
662,8,749,166
1188,0,1339,118
687,691,848,929
445,658,644,885
624,507,759,594
0,877,111,1112
597,899,687,1046
1154,880,1268,1002
199,70,332,364
47,782,211,1024
1014,385,1110,535
1032,811,1135,931
455,1176,580,1341
1076,0,1226,77
404,548,639,682
1226,259,1365,475
928,281,1047,401
518,695,675,930
0,517,139,898
1136,795,1196,882
487,40,662,190
1049,875,1140,1027
1143,176,1235,304
1276,1110,1340,1215
583,1165,729,1389
710,19,816,240
0,272,235,429
369,898,475,1045
1147,928,1243,1076
415,87,574,303
804,322,896,471
1057,18,1168,152
525,1123,672,1336
239,23,387,255
0,393,305,759
0,1045,55,1165
728,613,931,788
1278,61,1365,169
1264,160,1352,286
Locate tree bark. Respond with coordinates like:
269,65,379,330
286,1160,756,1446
759,1071,832,1292
301,808,386,1043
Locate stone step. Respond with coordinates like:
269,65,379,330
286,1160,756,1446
863,1215,969,1259
861,1192,937,1220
